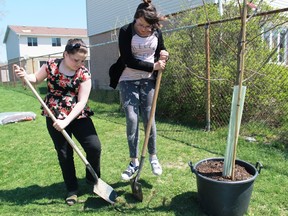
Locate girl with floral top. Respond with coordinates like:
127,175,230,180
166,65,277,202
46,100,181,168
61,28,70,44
14,38,101,206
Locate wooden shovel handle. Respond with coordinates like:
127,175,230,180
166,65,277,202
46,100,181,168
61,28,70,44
135,70,163,182
141,70,163,157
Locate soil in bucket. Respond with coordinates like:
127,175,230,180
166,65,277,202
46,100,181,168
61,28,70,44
196,160,252,181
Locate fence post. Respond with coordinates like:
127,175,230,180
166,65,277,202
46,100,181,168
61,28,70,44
205,24,211,131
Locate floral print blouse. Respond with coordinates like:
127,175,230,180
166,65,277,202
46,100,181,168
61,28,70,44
41,58,94,119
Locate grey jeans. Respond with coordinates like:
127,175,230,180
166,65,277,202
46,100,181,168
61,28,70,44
119,79,157,158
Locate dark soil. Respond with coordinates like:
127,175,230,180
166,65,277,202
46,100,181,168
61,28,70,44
196,160,253,181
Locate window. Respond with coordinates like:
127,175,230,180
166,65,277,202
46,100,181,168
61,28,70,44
27,37,38,46
263,28,270,48
52,38,61,46
279,30,286,63
263,27,288,64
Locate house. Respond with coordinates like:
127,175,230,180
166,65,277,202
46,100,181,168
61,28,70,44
2,25,88,81
86,0,288,90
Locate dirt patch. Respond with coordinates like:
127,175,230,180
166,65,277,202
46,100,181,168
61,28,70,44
196,160,253,181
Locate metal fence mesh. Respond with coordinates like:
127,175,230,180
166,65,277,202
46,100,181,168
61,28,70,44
87,6,288,150
1,5,288,151
155,6,288,149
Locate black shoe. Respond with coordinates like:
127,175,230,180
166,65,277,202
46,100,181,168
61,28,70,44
66,191,78,206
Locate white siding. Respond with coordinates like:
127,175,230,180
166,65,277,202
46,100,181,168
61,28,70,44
86,0,217,36
86,0,288,37
6,31,20,60
223,0,288,8
269,0,288,8
19,37,64,58
18,37,89,59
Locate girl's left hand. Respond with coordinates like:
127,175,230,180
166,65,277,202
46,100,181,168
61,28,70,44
160,50,169,62
13,64,27,78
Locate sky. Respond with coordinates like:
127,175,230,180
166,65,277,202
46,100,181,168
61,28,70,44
0,0,87,63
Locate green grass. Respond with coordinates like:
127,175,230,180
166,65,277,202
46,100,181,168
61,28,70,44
0,83,287,216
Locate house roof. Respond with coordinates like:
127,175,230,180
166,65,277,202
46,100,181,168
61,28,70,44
3,25,87,43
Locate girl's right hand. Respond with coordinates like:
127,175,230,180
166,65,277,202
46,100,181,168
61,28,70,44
53,119,69,131
13,64,27,78
154,60,166,71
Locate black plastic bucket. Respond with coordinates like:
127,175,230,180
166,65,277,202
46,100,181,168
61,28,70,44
189,158,262,216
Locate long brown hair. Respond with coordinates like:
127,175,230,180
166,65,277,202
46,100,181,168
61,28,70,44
134,0,165,29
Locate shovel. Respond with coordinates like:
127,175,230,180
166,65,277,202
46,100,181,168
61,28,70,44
14,65,117,204
130,70,163,202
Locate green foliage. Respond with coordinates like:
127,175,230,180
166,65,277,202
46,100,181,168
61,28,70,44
160,4,239,128
244,64,288,126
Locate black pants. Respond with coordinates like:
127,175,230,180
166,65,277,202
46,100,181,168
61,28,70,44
46,117,101,192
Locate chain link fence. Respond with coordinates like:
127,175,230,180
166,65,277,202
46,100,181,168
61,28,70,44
155,5,288,150
0,52,90,88
1,4,288,152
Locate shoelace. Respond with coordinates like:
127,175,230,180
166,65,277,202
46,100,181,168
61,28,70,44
126,165,137,173
151,160,159,164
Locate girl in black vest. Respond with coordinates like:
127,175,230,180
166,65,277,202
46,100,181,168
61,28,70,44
118,0,169,180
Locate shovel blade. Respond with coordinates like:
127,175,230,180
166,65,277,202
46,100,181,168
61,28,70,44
93,178,117,204
131,178,143,202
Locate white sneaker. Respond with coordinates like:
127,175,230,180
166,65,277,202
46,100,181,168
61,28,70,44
150,159,162,176
121,162,139,181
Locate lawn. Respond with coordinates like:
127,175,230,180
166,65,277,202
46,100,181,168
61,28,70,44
0,84,287,216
